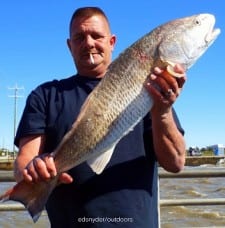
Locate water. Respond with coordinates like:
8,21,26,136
160,165,225,227
0,211,49,228
0,166,225,228
0,175,50,228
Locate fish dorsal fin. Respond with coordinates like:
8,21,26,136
87,145,116,174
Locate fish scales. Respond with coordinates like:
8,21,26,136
54,55,151,173
0,13,220,222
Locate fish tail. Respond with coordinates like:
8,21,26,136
0,177,58,223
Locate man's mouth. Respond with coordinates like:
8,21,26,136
89,53,95,64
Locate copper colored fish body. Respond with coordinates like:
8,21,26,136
0,14,220,222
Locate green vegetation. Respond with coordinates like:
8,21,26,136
186,146,223,156
201,149,214,156
0,148,10,156
0,148,17,158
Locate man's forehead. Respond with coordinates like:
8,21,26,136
71,15,110,32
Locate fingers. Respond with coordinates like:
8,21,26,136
40,155,57,177
153,65,185,96
23,154,73,185
153,64,185,92
150,71,177,98
173,64,185,74
145,64,187,109
23,154,57,183
58,173,73,184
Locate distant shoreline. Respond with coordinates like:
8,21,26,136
0,159,14,170
0,156,224,171
185,156,224,166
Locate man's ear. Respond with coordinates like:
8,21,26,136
67,38,72,52
110,35,116,51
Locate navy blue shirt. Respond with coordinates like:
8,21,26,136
15,74,184,227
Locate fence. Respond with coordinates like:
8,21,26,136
1,169,225,212
159,168,225,207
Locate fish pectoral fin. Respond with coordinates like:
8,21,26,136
87,146,116,174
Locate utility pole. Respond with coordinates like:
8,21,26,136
8,84,24,158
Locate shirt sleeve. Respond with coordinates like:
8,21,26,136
144,108,184,135
14,86,47,147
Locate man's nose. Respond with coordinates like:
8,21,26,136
84,35,95,48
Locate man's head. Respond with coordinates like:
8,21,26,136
67,7,116,78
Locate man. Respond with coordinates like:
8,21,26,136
14,7,186,227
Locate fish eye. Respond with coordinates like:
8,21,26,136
195,19,201,25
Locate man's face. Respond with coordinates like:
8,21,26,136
67,15,116,77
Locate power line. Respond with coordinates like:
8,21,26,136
8,84,24,157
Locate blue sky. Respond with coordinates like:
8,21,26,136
0,0,224,150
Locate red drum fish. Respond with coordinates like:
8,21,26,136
0,13,220,222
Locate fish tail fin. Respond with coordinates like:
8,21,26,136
0,187,14,202
0,177,58,223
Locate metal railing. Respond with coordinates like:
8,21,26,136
0,169,225,211
159,168,225,207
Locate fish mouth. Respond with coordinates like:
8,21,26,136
205,21,221,44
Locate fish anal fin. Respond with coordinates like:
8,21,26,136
87,146,116,174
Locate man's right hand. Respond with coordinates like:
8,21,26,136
23,153,73,184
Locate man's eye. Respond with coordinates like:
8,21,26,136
73,35,84,41
92,34,105,40
72,34,105,42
